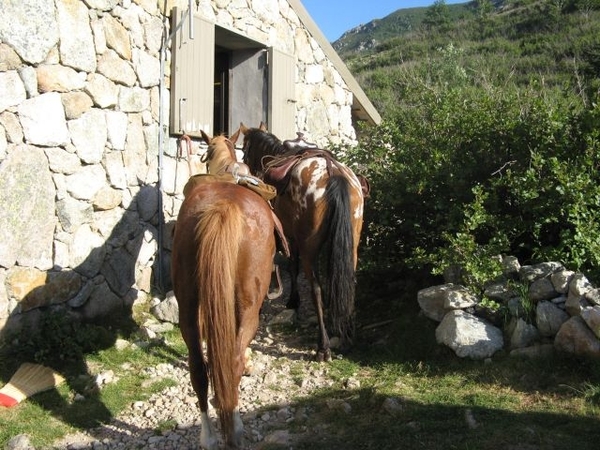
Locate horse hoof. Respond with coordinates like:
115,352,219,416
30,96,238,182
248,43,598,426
315,349,332,362
243,363,254,376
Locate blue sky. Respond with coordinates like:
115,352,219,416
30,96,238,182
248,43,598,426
301,0,469,41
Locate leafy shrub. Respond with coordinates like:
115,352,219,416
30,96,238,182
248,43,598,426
349,42,600,290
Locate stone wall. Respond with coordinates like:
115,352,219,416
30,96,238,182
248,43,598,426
418,257,600,360
0,0,359,340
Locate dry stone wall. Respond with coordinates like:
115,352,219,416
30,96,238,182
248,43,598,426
418,257,600,360
0,0,358,340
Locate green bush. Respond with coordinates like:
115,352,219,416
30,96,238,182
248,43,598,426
349,43,600,290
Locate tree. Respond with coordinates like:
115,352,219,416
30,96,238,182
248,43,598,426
423,0,451,31
476,0,495,17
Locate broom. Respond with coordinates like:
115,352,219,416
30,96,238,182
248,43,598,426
0,363,65,407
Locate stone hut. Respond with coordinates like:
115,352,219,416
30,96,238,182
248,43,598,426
0,0,380,339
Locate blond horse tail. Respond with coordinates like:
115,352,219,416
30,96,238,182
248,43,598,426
195,198,243,439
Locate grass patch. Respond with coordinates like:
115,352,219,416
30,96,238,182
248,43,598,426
2,269,600,449
0,309,186,448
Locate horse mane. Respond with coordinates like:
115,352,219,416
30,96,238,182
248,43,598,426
243,128,286,175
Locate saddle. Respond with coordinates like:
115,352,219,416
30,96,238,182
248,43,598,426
182,173,290,259
183,172,276,201
263,148,338,194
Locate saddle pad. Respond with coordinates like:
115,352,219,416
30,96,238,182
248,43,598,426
183,173,277,202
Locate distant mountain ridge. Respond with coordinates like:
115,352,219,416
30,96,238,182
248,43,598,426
330,0,600,119
332,3,474,57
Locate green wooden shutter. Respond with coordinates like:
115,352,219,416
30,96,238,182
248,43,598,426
268,48,296,140
170,9,214,137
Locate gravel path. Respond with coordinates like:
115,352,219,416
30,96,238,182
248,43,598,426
50,277,340,450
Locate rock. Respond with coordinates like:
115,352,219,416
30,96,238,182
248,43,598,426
555,316,600,359
56,0,96,72
269,309,296,326
529,278,557,301
0,71,27,112
536,300,569,337
0,144,56,269
566,273,592,316
435,310,504,359
5,434,35,450
151,293,179,324
262,429,290,446
18,92,69,146
465,409,479,429
519,262,564,282
483,282,516,302
502,255,521,276
69,109,108,164
93,186,123,211
326,398,351,414
381,397,404,416
509,343,554,359
510,318,540,349
0,0,59,64
36,65,86,93
580,306,600,339
418,284,478,322
585,288,600,306
550,270,575,294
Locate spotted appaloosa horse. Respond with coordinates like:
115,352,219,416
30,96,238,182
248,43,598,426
239,123,369,361
171,174,277,448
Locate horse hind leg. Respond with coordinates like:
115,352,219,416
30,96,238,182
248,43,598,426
188,351,218,450
308,271,332,362
200,411,218,450
286,254,301,310
224,408,244,449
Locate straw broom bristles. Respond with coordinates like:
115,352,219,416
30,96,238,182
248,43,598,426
0,363,65,407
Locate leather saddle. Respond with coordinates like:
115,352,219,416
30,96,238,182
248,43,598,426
262,133,338,193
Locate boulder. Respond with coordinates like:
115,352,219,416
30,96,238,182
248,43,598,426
435,310,504,359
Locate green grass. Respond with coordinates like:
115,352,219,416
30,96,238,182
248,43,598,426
2,270,600,449
0,318,187,448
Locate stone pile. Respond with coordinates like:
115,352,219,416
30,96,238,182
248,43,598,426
418,257,600,360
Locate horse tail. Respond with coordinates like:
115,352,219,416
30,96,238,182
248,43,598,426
195,199,243,438
324,175,356,346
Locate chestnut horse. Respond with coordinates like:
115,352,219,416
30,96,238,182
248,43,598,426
171,174,276,448
199,130,250,177
239,123,369,361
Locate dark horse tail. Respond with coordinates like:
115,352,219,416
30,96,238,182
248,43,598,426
195,199,242,439
324,175,356,347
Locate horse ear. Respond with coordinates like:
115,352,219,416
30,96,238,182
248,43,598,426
259,122,268,131
239,122,249,135
200,129,211,145
229,127,241,145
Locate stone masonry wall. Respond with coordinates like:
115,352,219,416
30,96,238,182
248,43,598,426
418,257,600,360
0,0,358,339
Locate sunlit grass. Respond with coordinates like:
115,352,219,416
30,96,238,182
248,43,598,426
3,276,600,449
